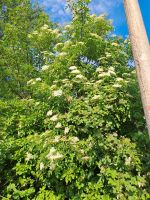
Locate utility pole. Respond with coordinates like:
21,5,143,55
123,0,150,137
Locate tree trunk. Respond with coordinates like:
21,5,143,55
123,0,150,137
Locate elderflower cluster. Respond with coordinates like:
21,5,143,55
69,136,79,144
35,77,42,82
96,67,104,73
64,127,69,134
52,29,59,34
125,157,132,166
27,79,36,85
75,74,84,79
41,65,49,71
98,72,111,78
55,122,62,129
106,52,112,57
92,95,101,100
50,115,58,122
112,83,122,88
25,152,33,161
46,147,63,161
82,156,90,161
59,52,67,57
62,79,69,83
40,24,49,30
53,136,61,143
112,42,119,47
69,66,77,71
95,80,103,84
108,70,116,75
40,162,44,170
116,77,124,82
46,110,53,117
90,33,101,39
70,69,80,74
53,89,63,97
65,25,71,30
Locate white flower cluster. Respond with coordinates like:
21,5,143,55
112,83,122,88
50,84,57,90
52,29,59,34
90,33,101,39
46,110,53,117
70,69,80,74
69,136,79,143
62,79,69,83
35,77,42,82
53,136,61,143
112,42,119,47
65,25,71,30
53,89,63,97
106,52,112,57
116,77,124,82
108,70,116,76
41,65,49,71
25,152,33,161
97,14,105,20
40,24,49,30
97,67,116,78
50,115,58,122
92,95,101,100
55,122,62,128
27,79,36,85
69,66,85,80
69,66,77,71
95,80,103,84
59,52,67,57
98,72,111,78
46,147,63,161
109,67,115,71
125,156,132,166
96,67,103,73
75,74,84,79
46,110,58,122
82,156,90,161
64,127,69,134
40,162,44,170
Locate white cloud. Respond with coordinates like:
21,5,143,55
36,0,127,36
38,0,71,24
38,0,122,24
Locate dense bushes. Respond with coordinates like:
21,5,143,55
0,0,150,199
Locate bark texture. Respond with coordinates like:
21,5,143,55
123,0,150,137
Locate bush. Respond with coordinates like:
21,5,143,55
0,0,150,199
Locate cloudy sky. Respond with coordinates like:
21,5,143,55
36,0,150,41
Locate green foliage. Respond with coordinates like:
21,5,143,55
0,0,54,98
0,0,150,199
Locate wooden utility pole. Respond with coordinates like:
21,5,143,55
123,0,150,137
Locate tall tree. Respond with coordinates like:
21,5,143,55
0,0,54,99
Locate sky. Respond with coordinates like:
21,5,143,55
36,0,150,41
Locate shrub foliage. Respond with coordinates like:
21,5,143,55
0,0,150,199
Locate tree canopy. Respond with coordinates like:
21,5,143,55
0,0,149,199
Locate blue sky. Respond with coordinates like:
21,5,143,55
37,0,150,41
